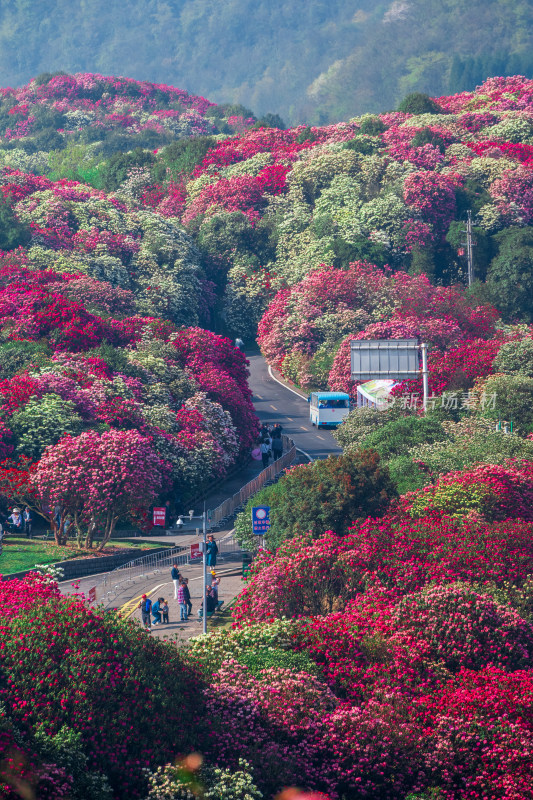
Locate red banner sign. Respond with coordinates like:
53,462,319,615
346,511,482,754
153,507,166,526
88,586,96,604
190,542,201,560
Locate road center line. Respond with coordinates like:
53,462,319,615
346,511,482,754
300,425,308,430
286,417,294,421
317,435,325,440
255,393,263,399
270,404,278,410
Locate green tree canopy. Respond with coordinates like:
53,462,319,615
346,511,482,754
487,227,533,321
0,196,31,251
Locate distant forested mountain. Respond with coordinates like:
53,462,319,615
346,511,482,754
0,0,531,124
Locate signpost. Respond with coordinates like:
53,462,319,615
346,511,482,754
350,339,429,411
190,542,201,560
152,507,166,527
252,506,271,535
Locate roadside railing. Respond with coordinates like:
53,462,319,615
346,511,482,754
86,436,297,606
207,434,296,530
92,533,242,607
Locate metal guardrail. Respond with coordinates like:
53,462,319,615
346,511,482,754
88,435,297,606
93,534,242,606
207,435,296,529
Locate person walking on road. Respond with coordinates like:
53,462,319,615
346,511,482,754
138,594,152,631
271,435,283,461
178,581,188,621
171,563,181,599
206,535,219,568
182,578,192,617
260,439,271,468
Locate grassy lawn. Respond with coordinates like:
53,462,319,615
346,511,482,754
0,537,165,576
208,602,237,632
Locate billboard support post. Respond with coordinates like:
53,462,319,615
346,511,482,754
421,343,429,412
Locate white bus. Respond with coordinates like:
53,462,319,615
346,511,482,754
309,392,350,428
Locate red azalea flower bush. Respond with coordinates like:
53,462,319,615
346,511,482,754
0,575,203,799
403,170,460,237
233,514,533,626
401,461,533,521
182,164,290,225
301,584,533,699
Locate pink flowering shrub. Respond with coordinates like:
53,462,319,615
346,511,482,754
34,429,167,546
233,515,533,626
402,461,533,522
490,164,533,225
0,575,203,799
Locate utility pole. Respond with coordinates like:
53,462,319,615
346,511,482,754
461,210,475,287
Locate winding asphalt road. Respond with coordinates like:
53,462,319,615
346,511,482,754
58,353,341,608
247,353,342,460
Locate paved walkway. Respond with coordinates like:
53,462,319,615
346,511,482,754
60,534,245,642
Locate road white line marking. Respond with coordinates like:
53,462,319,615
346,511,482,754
317,435,325,440
297,447,314,462
255,393,263,399
286,417,294,421
268,365,308,399
300,425,308,430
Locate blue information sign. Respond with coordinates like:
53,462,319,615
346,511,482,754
252,506,271,535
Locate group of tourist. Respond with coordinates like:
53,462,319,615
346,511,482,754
258,422,283,467
138,533,222,630
0,506,33,538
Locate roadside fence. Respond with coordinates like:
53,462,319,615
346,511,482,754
92,533,241,607
207,434,296,530
87,435,297,607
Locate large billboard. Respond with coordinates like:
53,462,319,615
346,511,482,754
350,339,420,381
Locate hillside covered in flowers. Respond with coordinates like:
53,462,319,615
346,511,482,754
0,248,257,545
4,71,533,800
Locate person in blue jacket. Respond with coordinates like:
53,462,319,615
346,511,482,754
206,535,219,568
152,597,162,625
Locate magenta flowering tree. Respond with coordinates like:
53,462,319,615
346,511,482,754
34,429,167,548
403,170,460,237
490,164,533,226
